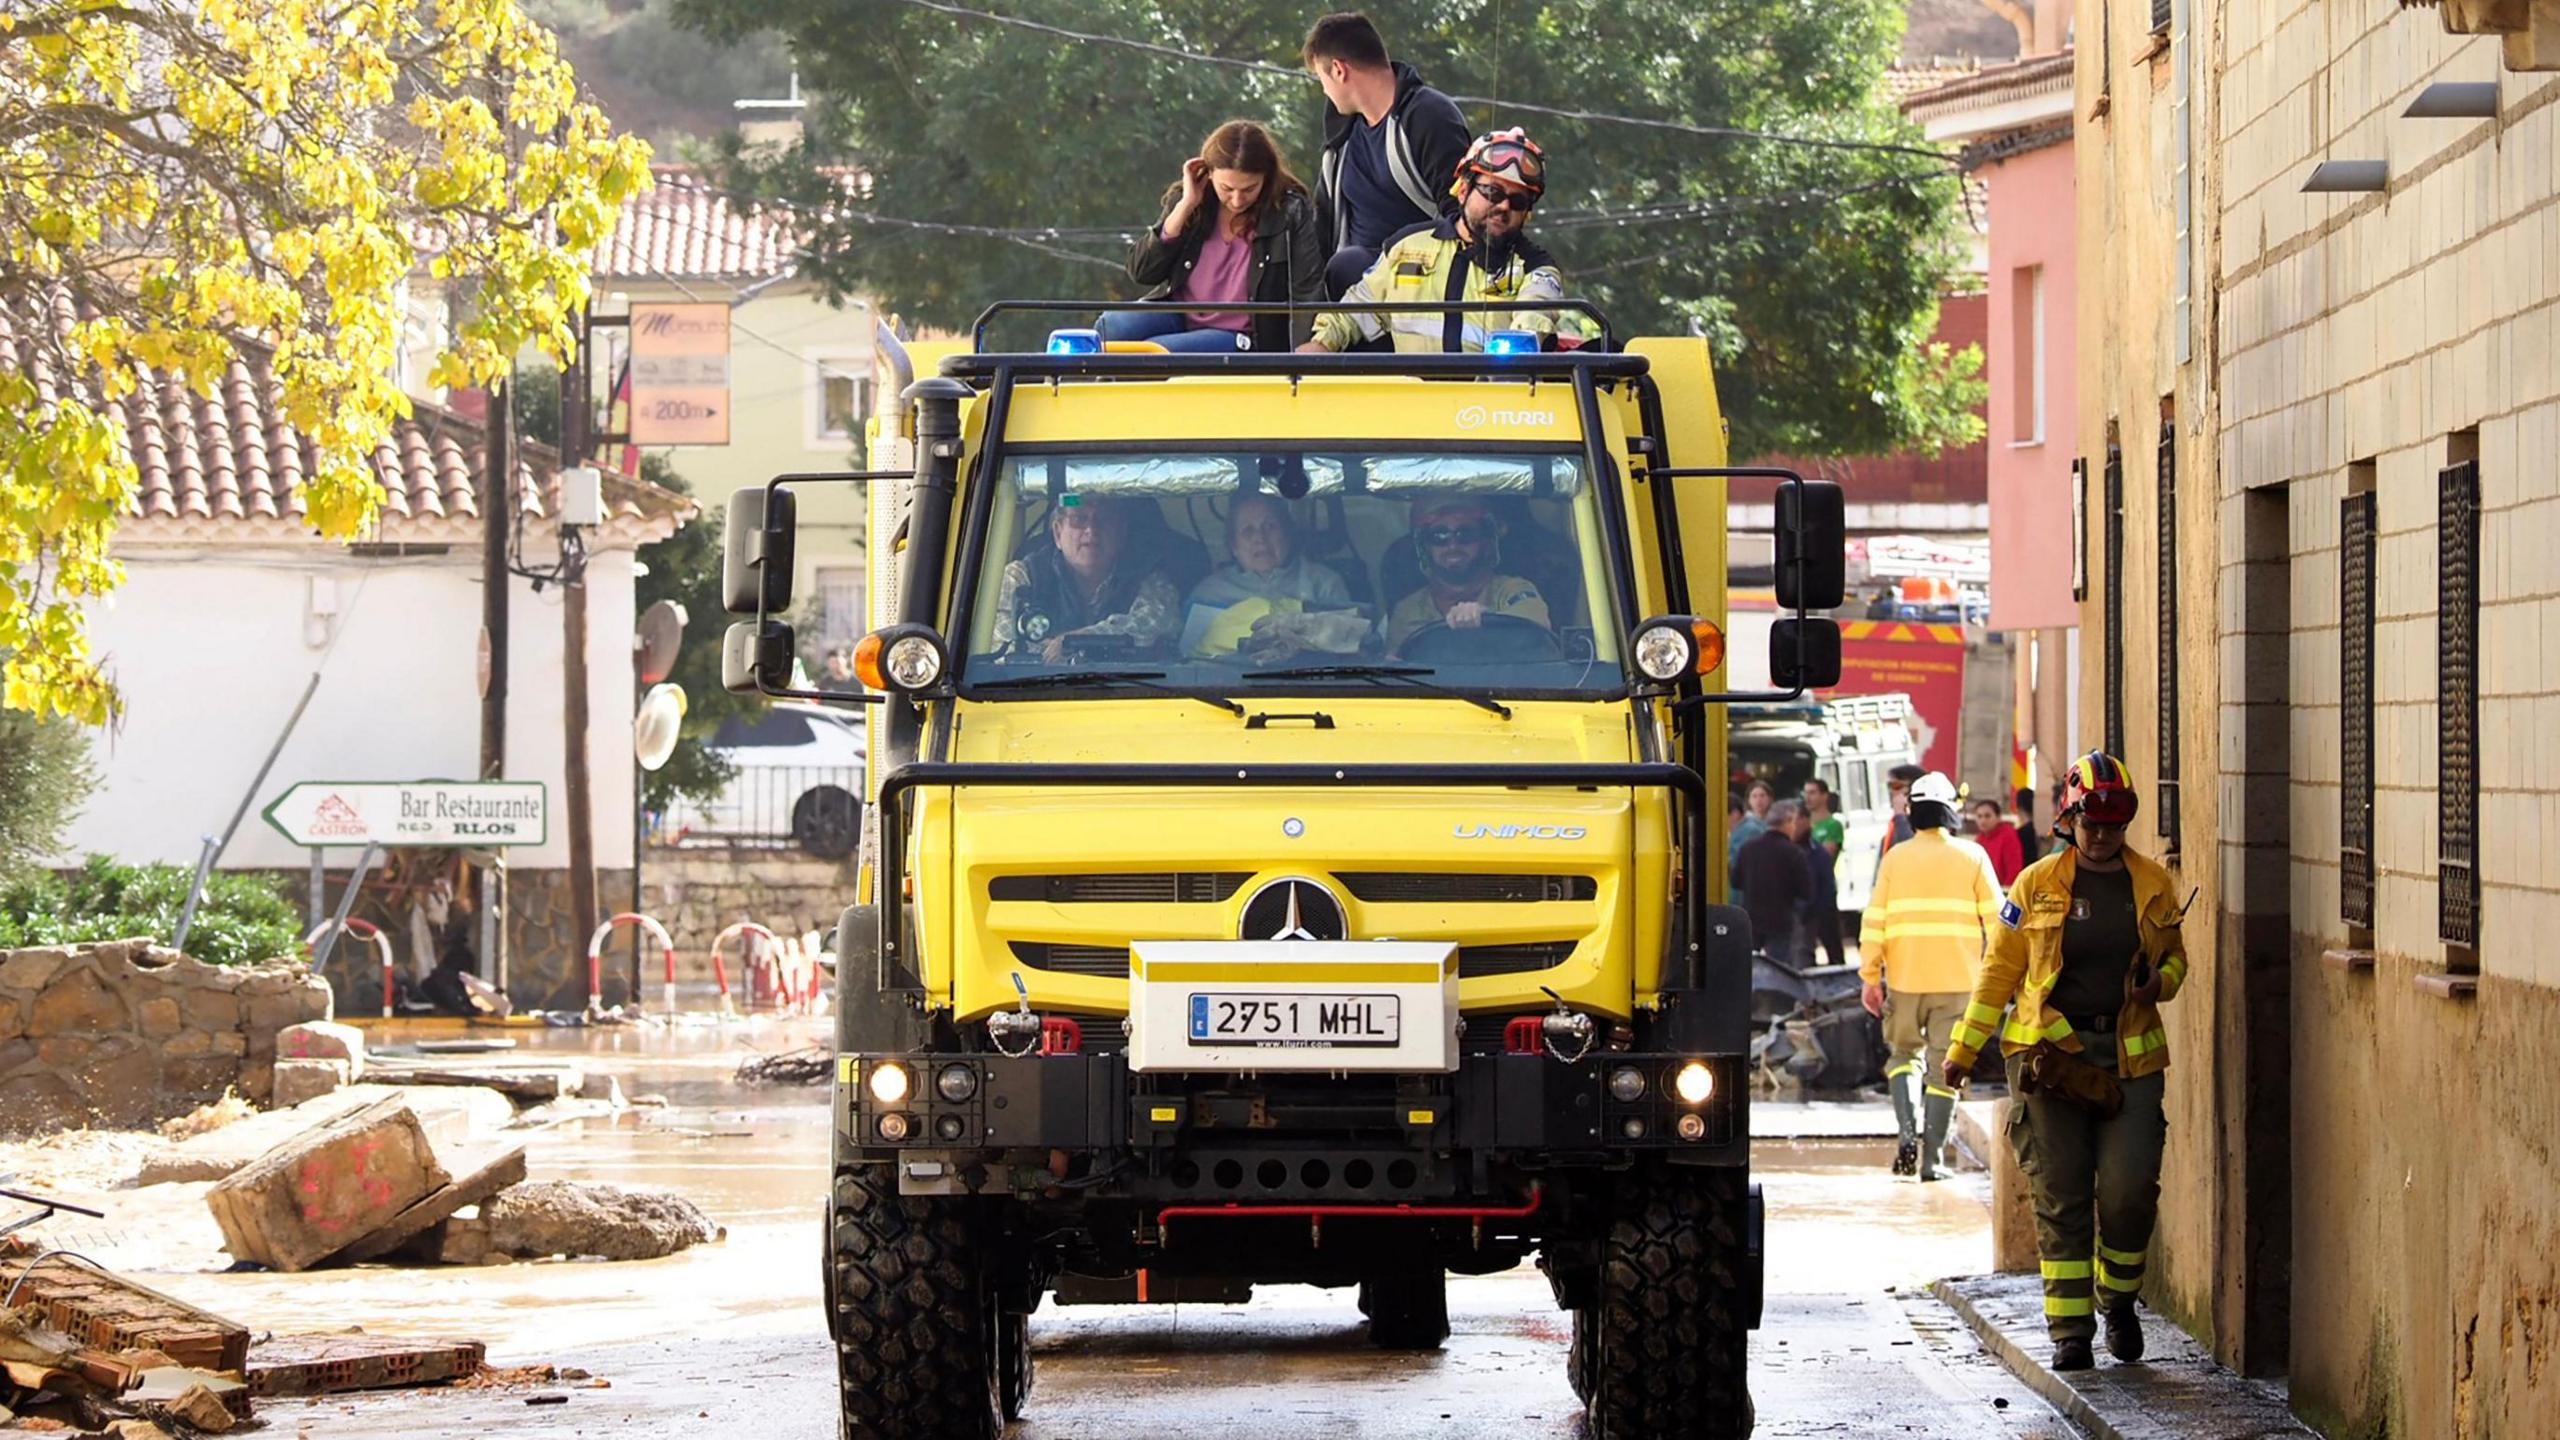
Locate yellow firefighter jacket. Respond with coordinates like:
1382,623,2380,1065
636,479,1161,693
1311,218,1565,353
1858,829,2002,995
1946,844,2191,1079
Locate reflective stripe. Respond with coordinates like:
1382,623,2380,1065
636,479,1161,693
2123,1028,2168,1056
2096,1241,2146,1267
1874,922,1990,941
1924,1084,1960,1100
2097,1264,2144,1294
1885,1062,1916,1079
2005,1014,2074,1045
1876,899,1988,919
1965,1002,2003,1026
1952,1022,1992,1049
2160,954,2188,988
2044,1295,2096,1317
2040,1259,2093,1280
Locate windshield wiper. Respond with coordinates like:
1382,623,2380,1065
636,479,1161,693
970,669,1244,716
1243,664,1512,720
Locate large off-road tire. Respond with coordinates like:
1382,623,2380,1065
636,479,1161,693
1588,1166,1753,1440
828,1165,1002,1440
998,1311,1032,1422
1358,1269,1451,1350
1567,1305,1598,1404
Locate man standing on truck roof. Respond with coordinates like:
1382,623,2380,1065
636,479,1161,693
1303,12,1473,300
1860,772,2002,1180
1300,128,1567,354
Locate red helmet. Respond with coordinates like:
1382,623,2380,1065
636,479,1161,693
2061,751,2139,828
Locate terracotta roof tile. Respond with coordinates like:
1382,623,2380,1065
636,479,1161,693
592,166,803,282
1,295,692,542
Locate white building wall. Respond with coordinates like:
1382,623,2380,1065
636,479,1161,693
66,546,637,872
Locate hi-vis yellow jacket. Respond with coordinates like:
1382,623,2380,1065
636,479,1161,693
1858,829,2003,995
1946,844,2191,1079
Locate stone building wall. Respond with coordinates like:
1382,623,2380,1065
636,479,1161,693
0,939,333,1135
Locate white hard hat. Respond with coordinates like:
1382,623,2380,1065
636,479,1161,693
1909,772,1960,807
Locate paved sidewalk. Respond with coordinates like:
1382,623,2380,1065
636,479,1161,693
1934,1274,2317,1440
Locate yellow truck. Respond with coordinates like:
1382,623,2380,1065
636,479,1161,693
719,301,1845,1439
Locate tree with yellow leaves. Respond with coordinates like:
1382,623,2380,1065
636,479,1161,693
0,0,653,722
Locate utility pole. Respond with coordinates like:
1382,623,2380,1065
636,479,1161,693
560,317,602,1007
477,374,514,990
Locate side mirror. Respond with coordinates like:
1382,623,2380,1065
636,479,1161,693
720,618,797,695
1775,480,1846,611
722,486,798,616
1769,618,1843,691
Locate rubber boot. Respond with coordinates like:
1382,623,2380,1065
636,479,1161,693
1918,1090,1955,1181
1889,1072,1918,1176
2104,1299,2146,1362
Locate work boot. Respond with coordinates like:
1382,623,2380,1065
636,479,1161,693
1918,1090,1956,1181
2051,1337,2095,1371
1889,1073,1918,1176
2104,1301,2146,1362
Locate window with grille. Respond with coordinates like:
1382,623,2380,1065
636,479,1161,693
2341,491,2375,929
2105,443,2126,760
2156,420,2180,857
2439,459,2480,949
2151,0,2172,33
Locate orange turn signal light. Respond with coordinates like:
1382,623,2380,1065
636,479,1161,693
1690,619,1726,676
852,632,888,690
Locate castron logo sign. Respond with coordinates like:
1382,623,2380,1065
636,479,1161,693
1454,403,1560,431
308,794,370,839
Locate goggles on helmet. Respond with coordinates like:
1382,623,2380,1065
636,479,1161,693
2073,787,2139,827
1458,130,1547,197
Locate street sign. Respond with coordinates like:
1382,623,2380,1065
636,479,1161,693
263,781,548,848
629,302,731,446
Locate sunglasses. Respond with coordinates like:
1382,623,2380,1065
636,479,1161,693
1421,525,1492,545
1470,179,1538,212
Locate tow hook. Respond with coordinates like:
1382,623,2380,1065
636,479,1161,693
988,971,1043,1057
1539,986,1597,1063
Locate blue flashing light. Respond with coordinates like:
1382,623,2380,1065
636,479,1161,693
1485,329,1541,356
1046,327,1103,355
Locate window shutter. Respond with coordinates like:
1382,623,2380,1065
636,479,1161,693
2438,461,2479,947
2105,444,2126,761
2341,492,2375,929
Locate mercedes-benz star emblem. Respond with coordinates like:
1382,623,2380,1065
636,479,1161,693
1239,877,1348,942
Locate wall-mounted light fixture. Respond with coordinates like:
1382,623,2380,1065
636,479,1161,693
2301,160,2390,193
2404,82,2499,119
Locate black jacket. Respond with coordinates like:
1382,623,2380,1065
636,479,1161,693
1127,187,1325,351
1732,829,1812,946
1315,61,1473,253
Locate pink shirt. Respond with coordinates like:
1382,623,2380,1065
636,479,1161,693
1174,223,1253,332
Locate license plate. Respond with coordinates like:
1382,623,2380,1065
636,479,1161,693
1186,993,1401,1047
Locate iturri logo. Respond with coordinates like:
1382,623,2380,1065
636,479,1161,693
1454,403,1559,432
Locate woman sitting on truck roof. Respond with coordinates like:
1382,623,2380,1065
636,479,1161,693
1104,121,1326,353
1182,493,1361,662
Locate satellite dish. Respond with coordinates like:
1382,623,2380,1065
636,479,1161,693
638,599,687,685
634,683,688,772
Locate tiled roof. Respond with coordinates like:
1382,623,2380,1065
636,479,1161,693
1900,50,2076,124
591,166,804,282
1,295,690,545
1885,60,1989,103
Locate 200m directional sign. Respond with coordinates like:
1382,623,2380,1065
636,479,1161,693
263,781,547,847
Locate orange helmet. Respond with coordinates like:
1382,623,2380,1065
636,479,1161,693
2060,751,2139,828
1452,128,1546,204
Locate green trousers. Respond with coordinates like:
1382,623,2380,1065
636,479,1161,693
2003,1042,2167,1341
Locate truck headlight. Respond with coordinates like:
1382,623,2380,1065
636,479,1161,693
855,624,949,694
1629,615,1725,683
935,1063,980,1103
1607,1066,1648,1102
1672,1060,1715,1105
867,1060,912,1105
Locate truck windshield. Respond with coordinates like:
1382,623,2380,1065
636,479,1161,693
955,447,1628,697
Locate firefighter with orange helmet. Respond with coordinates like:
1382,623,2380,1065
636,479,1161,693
1942,752,2191,1371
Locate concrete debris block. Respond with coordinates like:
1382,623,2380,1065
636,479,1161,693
331,1145,528,1265
5,1257,252,1375
138,1084,514,1185
275,1021,366,1080
482,1181,725,1261
269,1058,351,1109
205,1098,450,1272
130,1368,246,1432
111,1419,179,1439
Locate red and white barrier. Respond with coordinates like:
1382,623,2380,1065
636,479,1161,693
707,922,772,1016
585,912,677,1016
304,917,396,1018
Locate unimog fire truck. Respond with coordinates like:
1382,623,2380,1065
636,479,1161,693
718,300,1846,1439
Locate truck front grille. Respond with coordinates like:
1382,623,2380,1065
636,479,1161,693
1334,872,1597,903
988,872,1252,904
1009,940,1577,980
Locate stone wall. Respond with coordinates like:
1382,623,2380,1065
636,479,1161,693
0,938,333,1136
643,844,854,959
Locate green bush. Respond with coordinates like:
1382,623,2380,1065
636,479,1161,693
0,856,303,968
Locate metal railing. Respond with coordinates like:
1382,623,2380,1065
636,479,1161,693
657,765,864,856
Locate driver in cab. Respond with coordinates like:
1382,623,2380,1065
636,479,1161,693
1384,496,1549,654
992,495,1181,663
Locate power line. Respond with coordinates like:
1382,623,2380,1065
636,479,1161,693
873,0,1953,163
